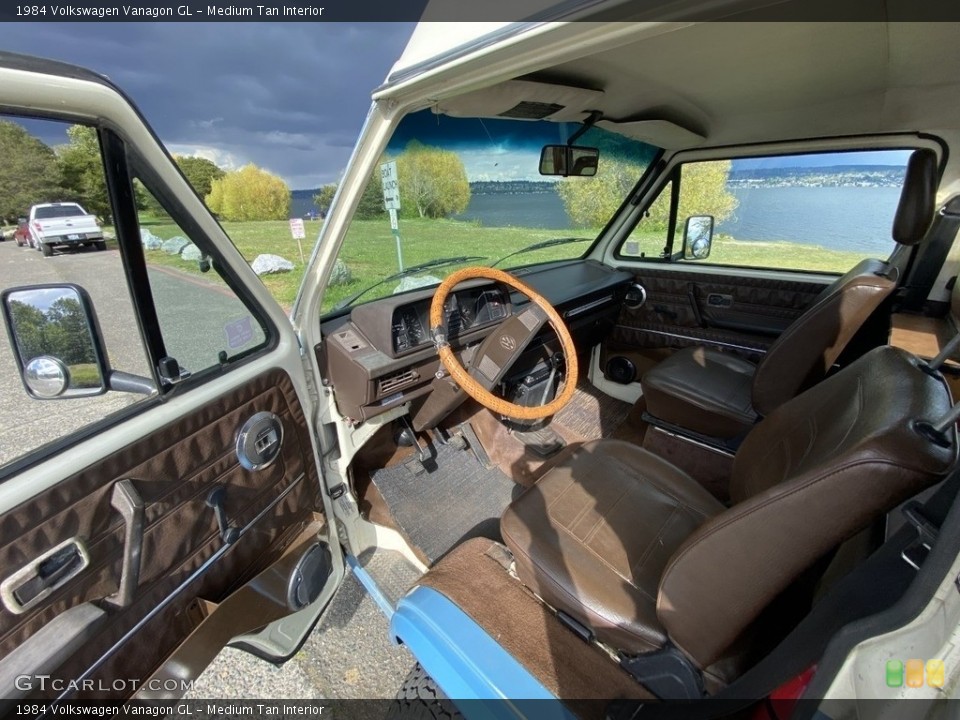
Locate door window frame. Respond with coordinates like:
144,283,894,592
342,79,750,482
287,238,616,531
605,133,947,273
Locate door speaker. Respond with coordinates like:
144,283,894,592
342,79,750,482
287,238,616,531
605,356,637,384
287,542,332,610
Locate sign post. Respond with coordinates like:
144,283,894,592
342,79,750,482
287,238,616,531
288,217,306,263
380,160,403,271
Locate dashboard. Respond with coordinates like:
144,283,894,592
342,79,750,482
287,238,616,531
392,287,509,353
317,260,632,424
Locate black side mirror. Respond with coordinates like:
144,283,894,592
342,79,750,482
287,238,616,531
682,215,715,261
539,145,599,177
2,284,109,399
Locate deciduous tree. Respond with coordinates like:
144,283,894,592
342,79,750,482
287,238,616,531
176,155,226,198
205,164,290,221
0,121,63,224
396,141,470,219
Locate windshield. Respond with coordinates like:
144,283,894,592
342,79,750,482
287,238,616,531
322,110,659,313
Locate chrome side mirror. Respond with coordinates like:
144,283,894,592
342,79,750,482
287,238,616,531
2,284,108,399
682,215,715,261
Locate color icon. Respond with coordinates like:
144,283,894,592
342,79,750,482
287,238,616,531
926,659,945,689
886,659,904,687
885,658,946,688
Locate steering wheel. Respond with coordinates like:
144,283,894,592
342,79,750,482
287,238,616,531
429,266,578,421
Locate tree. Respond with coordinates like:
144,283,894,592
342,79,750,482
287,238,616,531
0,121,64,224
313,183,337,216
396,141,470,219
557,157,739,231
205,164,290,221
176,155,225,198
57,125,112,222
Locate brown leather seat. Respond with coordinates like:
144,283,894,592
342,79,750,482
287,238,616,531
640,148,939,439
501,346,956,683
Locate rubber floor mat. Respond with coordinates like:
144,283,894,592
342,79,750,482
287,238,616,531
370,438,522,564
552,381,633,441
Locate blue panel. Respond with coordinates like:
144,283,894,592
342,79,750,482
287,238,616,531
390,586,576,720
346,554,396,619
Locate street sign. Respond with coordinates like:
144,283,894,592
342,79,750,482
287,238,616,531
289,218,306,239
380,161,400,210
389,208,399,232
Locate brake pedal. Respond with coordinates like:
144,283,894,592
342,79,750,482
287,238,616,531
513,426,565,457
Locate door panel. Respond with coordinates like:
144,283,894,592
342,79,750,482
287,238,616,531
606,268,829,366
0,369,319,700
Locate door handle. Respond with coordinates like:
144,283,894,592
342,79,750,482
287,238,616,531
707,293,733,308
0,538,90,614
106,479,145,609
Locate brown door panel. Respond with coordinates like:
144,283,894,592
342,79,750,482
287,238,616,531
0,368,320,698
610,268,827,361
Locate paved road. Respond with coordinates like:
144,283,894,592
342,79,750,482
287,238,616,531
0,239,415,699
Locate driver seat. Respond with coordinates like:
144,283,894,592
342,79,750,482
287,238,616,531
500,345,956,689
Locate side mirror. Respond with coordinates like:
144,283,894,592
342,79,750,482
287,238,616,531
539,145,599,177
2,284,109,399
682,215,715,261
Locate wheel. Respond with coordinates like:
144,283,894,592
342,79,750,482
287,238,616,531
41,243,52,257
429,266,579,421
386,664,461,720
95,241,107,251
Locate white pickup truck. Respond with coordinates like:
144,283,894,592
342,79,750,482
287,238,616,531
26,202,106,256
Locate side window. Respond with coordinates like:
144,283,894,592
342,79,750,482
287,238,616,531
621,180,673,259
621,149,914,273
0,117,155,469
132,183,268,376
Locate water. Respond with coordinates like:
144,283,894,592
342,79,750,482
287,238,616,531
453,190,571,230
718,186,901,254
452,185,902,255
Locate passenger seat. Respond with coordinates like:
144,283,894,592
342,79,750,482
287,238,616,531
640,148,939,440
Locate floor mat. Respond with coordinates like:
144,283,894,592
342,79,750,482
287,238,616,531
552,381,633,441
370,438,521,564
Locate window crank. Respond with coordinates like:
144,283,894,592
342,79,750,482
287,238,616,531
206,486,240,544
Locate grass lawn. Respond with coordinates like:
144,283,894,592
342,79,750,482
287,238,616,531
136,216,869,313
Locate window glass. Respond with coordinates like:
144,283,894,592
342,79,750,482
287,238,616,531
0,117,155,469
620,149,913,273
134,184,269,375
621,180,672,259
324,110,660,314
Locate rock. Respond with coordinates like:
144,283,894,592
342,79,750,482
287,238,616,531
161,236,190,254
393,274,441,294
251,253,295,275
180,243,202,261
329,258,352,286
140,229,162,250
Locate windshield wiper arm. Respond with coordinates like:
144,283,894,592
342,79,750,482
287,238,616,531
490,237,591,268
333,255,488,310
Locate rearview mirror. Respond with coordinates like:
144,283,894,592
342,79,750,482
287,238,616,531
682,215,714,261
2,284,108,399
539,145,599,177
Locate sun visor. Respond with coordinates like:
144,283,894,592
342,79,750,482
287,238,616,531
433,80,604,123
596,119,706,150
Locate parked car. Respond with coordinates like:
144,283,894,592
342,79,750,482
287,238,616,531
13,218,30,247
1,9,959,720
25,202,106,256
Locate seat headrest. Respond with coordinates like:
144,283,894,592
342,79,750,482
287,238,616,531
893,148,938,246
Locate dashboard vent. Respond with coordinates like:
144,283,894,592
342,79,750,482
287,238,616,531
377,369,419,396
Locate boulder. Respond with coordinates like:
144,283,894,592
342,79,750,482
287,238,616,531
393,274,441,294
161,236,190,255
140,229,162,250
180,243,202,261
329,258,352,286
251,253,295,275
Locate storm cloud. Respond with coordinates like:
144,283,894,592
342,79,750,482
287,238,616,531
2,22,415,188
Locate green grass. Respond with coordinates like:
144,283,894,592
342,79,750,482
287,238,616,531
134,217,872,312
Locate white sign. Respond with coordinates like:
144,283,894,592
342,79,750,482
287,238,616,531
380,160,400,210
288,218,306,239
389,208,399,232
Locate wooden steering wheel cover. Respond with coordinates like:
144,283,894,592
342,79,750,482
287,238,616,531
429,266,578,420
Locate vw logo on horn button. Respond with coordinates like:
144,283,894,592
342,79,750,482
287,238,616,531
499,335,517,351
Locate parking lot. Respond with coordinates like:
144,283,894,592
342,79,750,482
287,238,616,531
0,238,415,699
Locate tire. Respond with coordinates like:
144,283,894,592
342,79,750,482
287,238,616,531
95,241,107,251
386,664,461,720
41,243,52,257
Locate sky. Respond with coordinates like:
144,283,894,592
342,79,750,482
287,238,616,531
2,23,416,189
